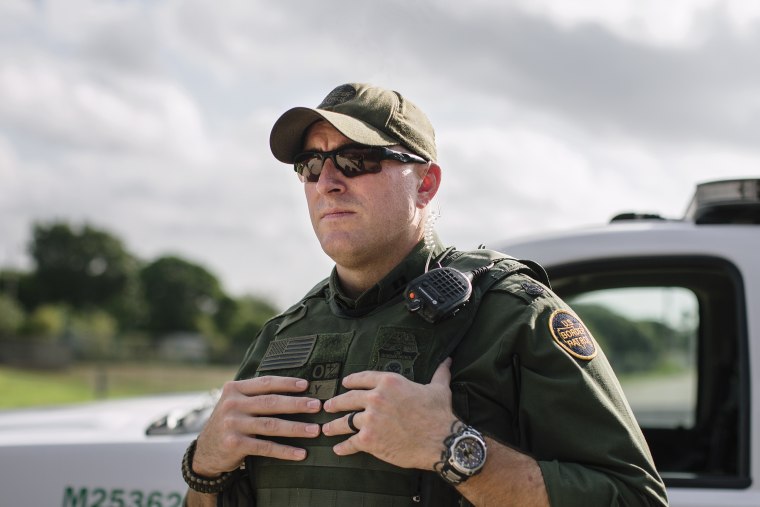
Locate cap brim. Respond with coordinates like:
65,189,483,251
270,107,398,163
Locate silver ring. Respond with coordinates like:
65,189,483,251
347,411,361,433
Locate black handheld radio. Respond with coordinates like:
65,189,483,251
404,267,473,323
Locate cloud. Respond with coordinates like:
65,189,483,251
361,2,760,153
0,135,16,179
0,58,211,161
435,122,663,248
1,0,759,308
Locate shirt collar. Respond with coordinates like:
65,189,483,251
328,233,446,315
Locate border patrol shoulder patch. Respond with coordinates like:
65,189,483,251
548,310,597,361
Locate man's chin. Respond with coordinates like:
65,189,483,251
320,240,369,267
322,246,363,265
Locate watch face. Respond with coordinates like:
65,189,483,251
453,435,486,472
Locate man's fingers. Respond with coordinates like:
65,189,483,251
340,369,385,390
242,437,309,461
239,416,321,439
332,434,361,457
322,389,366,413
321,411,362,436
429,358,452,387
242,393,321,415
232,376,310,396
219,388,321,416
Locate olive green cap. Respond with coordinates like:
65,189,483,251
270,83,437,163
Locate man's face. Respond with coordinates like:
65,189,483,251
301,121,428,271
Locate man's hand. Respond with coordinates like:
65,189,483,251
321,358,456,470
192,376,322,477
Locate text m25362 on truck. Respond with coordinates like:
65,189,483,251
0,178,757,507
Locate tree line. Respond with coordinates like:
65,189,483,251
0,221,278,365
572,302,694,376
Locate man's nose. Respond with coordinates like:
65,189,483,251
315,157,346,193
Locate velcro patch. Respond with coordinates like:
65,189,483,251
305,362,342,400
370,328,420,381
549,310,597,361
521,281,545,297
305,379,338,400
318,84,356,108
258,335,317,371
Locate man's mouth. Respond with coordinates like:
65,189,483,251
321,208,355,220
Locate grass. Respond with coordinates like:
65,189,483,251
0,362,238,409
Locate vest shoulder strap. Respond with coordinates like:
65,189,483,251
418,249,550,507
275,277,328,315
445,248,551,288
303,277,330,300
264,277,329,335
428,248,549,363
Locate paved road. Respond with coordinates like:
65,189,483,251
621,371,695,427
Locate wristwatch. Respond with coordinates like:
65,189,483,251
438,423,487,485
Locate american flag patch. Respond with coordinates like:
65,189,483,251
258,335,317,371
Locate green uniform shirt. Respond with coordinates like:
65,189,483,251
218,238,668,507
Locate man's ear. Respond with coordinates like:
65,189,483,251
416,163,441,208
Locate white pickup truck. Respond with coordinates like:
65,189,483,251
497,178,759,507
0,178,757,507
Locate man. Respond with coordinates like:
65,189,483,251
183,83,668,506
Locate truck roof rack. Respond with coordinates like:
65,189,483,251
684,179,760,224
610,212,666,223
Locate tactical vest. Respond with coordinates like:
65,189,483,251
238,250,549,507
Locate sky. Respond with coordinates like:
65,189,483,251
1,0,759,309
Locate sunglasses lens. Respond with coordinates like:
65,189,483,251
294,154,322,183
335,148,382,177
293,147,387,182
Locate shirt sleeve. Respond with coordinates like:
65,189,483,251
464,276,669,507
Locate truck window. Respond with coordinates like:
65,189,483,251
550,257,749,489
566,286,698,430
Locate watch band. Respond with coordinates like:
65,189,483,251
437,422,487,485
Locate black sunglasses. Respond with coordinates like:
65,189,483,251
293,144,428,183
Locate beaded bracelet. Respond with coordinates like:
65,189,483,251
181,439,239,494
